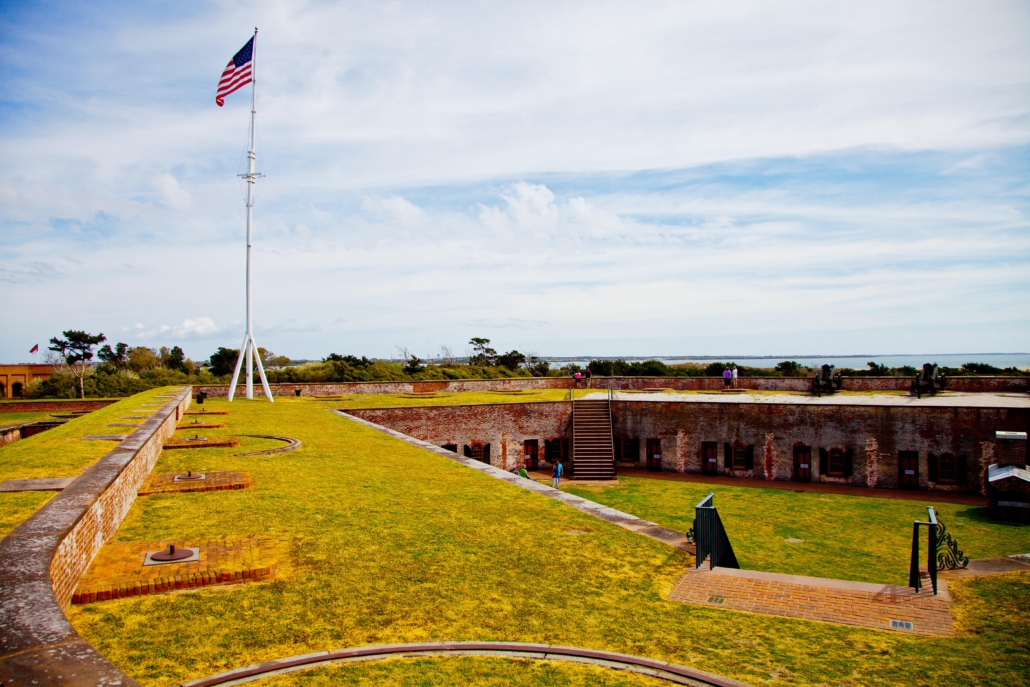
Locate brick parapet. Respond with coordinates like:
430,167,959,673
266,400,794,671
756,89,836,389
193,375,1028,398
0,399,117,414
0,387,191,687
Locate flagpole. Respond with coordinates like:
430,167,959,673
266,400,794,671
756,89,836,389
228,28,272,402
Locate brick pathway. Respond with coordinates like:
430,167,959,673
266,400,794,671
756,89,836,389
669,566,953,636
73,535,276,604
138,470,251,496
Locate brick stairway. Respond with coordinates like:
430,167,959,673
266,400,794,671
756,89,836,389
572,399,615,480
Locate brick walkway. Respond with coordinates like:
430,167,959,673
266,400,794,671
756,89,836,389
618,468,986,506
73,535,276,604
138,470,251,496
669,566,953,636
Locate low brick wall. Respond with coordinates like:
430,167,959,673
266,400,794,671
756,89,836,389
0,399,117,414
0,387,191,687
195,376,1028,397
0,422,28,447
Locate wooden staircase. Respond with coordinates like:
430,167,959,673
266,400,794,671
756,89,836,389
571,398,616,480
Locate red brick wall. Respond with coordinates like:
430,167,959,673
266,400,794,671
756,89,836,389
611,401,1029,495
345,402,571,471
349,399,1029,496
0,399,116,414
196,376,1028,397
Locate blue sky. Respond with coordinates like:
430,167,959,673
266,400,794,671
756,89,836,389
1,1,1028,363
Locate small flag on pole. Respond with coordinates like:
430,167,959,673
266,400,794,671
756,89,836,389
216,36,255,107
29,344,39,354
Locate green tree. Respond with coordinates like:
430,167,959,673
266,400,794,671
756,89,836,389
775,361,802,376
97,342,129,369
468,337,497,366
128,347,161,373
496,350,526,370
209,347,240,377
49,330,106,398
164,346,187,373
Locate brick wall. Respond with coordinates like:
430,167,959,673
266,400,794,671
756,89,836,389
0,388,191,687
613,401,1028,494
0,399,117,414
349,399,1029,496
195,375,1028,397
345,402,571,471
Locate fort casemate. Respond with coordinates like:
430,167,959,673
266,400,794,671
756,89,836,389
1,377,1029,686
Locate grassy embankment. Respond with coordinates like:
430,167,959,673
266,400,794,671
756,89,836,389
566,477,1030,587
0,388,183,538
65,396,1030,687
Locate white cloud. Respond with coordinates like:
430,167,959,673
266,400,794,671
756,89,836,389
0,1,1027,361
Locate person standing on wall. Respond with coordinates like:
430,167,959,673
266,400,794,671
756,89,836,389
723,367,732,387
732,365,738,388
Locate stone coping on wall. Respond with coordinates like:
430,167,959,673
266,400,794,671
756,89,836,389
0,387,192,687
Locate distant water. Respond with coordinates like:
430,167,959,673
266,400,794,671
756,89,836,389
549,353,1030,371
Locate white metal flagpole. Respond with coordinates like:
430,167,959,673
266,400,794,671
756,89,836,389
228,27,273,403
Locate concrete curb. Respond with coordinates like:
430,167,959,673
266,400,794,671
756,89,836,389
180,642,751,687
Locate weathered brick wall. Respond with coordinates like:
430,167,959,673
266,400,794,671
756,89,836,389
195,375,1028,397
349,399,1028,495
195,378,573,398
0,388,191,687
0,399,117,414
345,402,571,471
0,424,24,447
612,401,1030,494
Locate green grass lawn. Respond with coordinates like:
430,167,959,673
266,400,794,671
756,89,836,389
564,477,1030,587
64,395,1030,687
0,387,182,537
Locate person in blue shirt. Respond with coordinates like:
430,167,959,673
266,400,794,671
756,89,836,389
552,461,563,488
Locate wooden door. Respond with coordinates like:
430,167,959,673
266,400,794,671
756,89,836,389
898,451,919,489
523,439,539,470
645,438,662,471
793,446,812,482
701,442,718,475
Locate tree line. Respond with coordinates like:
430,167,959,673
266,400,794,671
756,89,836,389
26,331,1027,399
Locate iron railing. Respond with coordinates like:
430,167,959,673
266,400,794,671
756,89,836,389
909,506,968,594
693,492,739,570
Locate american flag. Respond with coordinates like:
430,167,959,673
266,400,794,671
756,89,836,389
216,36,255,107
